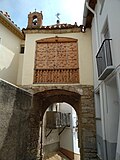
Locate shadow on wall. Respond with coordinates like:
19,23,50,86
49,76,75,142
0,44,19,84
0,44,14,70
0,80,39,160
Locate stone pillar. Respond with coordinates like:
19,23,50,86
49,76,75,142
80,85,97,160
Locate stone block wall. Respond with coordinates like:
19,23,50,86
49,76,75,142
27,11,43,29
0,81,97,160
80,85,97,160
0,80,32,160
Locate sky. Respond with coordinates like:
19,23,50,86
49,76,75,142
0,0,85,29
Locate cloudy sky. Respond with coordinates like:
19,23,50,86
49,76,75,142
0,0,85,29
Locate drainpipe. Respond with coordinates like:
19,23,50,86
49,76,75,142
86,0,99,50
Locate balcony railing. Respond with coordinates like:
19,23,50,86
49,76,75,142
96,39,114,80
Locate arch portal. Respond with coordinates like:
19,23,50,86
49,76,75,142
25,85,96,160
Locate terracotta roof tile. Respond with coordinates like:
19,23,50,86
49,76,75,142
0,10,20,30
29,22,81,30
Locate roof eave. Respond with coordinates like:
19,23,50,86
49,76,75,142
83,0,97,28
0,12,24,40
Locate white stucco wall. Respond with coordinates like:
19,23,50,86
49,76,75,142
59,103,73,152
91,1,120,159
20,30,93,86
59,103,79,154
91,0,120,138
105,77,119,143
43,104,60,147
0,23,22,84
17,55,24,85
116,114,120,160
91,0,120,89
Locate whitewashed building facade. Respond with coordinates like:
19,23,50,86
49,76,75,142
0,9,96,160
83,0,120,160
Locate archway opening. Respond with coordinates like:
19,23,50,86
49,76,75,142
39,102,81,160
25,86,96,160
28,89,81,160
32,15,38,25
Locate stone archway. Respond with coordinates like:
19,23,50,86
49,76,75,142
25,85,96,160
33,89,81,120
0,80,96,160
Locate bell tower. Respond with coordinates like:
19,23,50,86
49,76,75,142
27,10,43,29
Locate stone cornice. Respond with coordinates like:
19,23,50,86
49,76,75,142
22,27,82,34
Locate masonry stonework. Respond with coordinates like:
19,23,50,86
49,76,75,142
23,84,97,160
80,85,97,160
0,80,96,160
27,11,43,29
0,80,32,160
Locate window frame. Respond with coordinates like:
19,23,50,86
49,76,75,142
20,45,25,54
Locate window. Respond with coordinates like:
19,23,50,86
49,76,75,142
20,45,25,54
102,21,113,68
96,20,113,80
